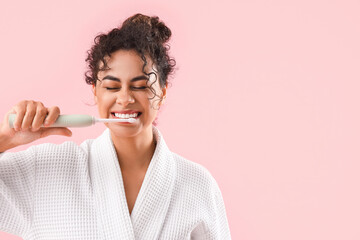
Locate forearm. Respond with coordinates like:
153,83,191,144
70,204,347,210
0,133,16,152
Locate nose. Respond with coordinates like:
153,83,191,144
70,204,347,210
116,88,135,106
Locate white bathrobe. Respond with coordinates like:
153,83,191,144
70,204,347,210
0,126,231,239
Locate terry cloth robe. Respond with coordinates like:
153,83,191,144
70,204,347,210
0,126,231,239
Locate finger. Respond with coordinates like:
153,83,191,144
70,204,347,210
12,101,28,131
22,101,37,131
31,102,48,131
44,106,60,127
40,127,72,138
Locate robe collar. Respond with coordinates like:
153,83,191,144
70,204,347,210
89,125,176,240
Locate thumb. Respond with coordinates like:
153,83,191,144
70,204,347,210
40,127,73,138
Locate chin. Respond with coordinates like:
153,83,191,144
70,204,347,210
106,123,145,138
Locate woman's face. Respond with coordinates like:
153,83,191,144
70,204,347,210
93,49,166,138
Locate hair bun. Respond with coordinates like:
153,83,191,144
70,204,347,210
123,13,172,43
149,16,171,43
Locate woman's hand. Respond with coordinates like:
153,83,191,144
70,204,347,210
0,100,72,152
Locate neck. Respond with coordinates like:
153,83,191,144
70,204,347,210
110,126,156,172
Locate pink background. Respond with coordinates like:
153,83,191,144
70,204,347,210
1,0,360,239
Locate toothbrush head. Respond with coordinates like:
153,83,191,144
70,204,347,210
127,118,137,123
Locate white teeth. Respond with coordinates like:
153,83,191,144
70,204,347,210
114,113,138,118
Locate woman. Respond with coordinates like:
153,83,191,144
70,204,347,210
0,14,231,239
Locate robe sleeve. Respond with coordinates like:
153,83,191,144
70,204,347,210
191,174,232,240
0,147,37,237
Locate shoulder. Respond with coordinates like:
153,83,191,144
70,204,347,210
169,152,227,226
26,139,98,176
171,152,221,196
8,139,97,170
1,138,95,159
0,139,94,178
33,139,92,159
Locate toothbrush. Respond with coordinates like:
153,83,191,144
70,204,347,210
8,114,137,128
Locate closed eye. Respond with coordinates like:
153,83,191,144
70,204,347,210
105,87,147,91
132,86,147,90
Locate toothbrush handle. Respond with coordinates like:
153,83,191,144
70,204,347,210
8,114,94,128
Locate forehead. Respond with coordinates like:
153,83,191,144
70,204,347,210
98,49,156,77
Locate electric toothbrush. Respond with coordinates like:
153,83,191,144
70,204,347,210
8,114,137,128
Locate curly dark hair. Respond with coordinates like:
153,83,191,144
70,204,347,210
84,13,176,103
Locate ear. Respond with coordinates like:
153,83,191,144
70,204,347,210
92,84,98,104
162,84,167,99
159,84,167,107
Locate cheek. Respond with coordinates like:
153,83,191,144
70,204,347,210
97,93,115,111
134,92,151,105
135,94,157,116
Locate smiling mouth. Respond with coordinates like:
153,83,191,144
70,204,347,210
111,112,142,119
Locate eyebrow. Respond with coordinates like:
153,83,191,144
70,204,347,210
102,75,149,82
